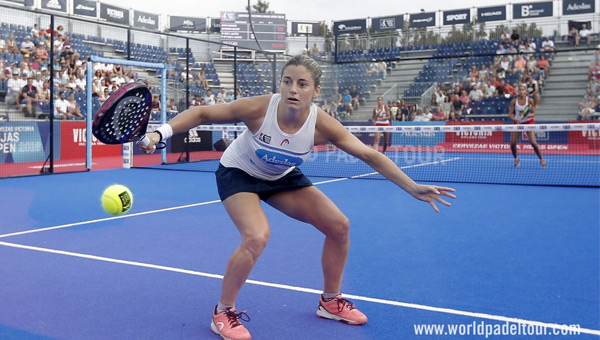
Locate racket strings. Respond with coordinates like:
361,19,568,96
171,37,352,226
107,92,150,142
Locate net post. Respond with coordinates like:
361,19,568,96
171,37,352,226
86,56,94,170
161,67,167,164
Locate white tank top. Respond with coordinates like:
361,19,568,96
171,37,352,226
220,94,317,181
374,106,390,125
514,96,532,123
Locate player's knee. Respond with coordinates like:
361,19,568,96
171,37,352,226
242,231,270,257
325,215,350,241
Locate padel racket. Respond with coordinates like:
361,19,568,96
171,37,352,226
92,81,165,150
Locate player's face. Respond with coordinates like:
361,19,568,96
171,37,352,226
280,65,320,111
518,86,527,96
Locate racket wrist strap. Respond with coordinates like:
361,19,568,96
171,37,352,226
155,124,173,142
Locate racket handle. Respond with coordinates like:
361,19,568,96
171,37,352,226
139,135,156,153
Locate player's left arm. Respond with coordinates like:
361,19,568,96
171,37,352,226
314,109,455,212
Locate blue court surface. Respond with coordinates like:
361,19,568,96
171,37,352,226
0,168,598,339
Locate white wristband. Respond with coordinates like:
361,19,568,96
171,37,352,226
155,124,173,142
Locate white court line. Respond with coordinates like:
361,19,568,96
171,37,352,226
0,240,596,336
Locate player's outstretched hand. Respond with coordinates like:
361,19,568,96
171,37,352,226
411,185,456,213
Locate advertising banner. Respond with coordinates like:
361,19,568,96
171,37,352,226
333,19,367,35
100,3,129,25
409,12,436,28
169,16,207,32
371,15,404,32
73,0,97,18
443,9,471,25
513,2,553,19
477,6,506,22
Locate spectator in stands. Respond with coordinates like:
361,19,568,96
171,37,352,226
75,73,86,91
6,35,19,54
329,100,339,118
53,90,69,119
99,87,110,105
330,88,342,104
197,69,209,89
523,76,540,106
397,100,410,121
67,92,83,119
579,24,591,46
167,98,178,113
20,76,38,117
389,101,398,121
30,24,40,41
590,60,600,80
376,61,387,79
32,72,43,91
191,94,202,107
19,35,35,55
541,37,555,54
340,89,353,114
499,55,512,73
34,42,48,61
431,106,447,121
510,29,520,44
204,89,216,105
151,94,162,114
367,60,379,76
0,35,6,53
500,31,511,45
450,94,464,121
113,63,124,77
496,44,506,55
6,70,22,106
413,107,432,122
526,55,538,74
569,26,579,47
513,54,527,73
459,90,470,109
468,84,483,102
349,84,360,110
165,58,176,79
37,81,50,114
310,43,319,58
499,79,515,98
216,88,229,104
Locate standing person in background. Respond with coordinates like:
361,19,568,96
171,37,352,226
139,55,455,340
508,84,546,168
371,96,391,153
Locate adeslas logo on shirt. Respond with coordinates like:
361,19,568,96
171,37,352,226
255,149,303,167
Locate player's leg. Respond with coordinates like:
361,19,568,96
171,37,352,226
510,131,520,167
526,131,546,167
383,132,390,153
221,192,270,305
211,192,268,340
373,131,380,151
267,186,368,325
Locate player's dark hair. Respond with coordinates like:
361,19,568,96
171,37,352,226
281,55,322,88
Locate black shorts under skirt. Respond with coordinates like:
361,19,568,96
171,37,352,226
215,163,313,201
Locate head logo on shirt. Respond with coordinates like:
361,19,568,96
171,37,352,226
280,138,289,146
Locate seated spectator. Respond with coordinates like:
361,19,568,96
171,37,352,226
397,100,410,121
524,76,540,106
99,87,110,105
67,92,83,119
20,77,38,117
36,81,50,114
499,55,512,73
151,94,161,113
329,100,339,118
216,88,229,104
349,84,360,110
579,24,591,46
340,89,353,114
510,29,520,44
500,31,511,45
496,44,506,55
54,90,69,120
537,55,550,76
431,106,447,121
469,65,479,79
19,35,35,55
196,69,209,89
412,107,432,122
389,101,399,121
513,54,527,73
527,55,538,74
499,80,515,98
204,89,216,105
468,85,483,102
6,70,23,106
590,60,600,80
459,90,470,108
191,94,202,107
167,98,178,113
310,43,320,58
30,24,40,41
569,26,579,47
0,35,6,53
6,35,19,54
165,58,176,78
579,95,597,120
541,37,554,52
450,94,464,121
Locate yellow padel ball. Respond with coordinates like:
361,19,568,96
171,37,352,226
101,184,133,216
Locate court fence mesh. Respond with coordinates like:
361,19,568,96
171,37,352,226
131,122,600,187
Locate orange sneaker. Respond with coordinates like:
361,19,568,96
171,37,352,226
210,306,251,340
316,295,368,325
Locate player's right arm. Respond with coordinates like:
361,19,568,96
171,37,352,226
141,95,271,150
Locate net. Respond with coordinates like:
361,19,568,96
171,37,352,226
131,123,600,187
